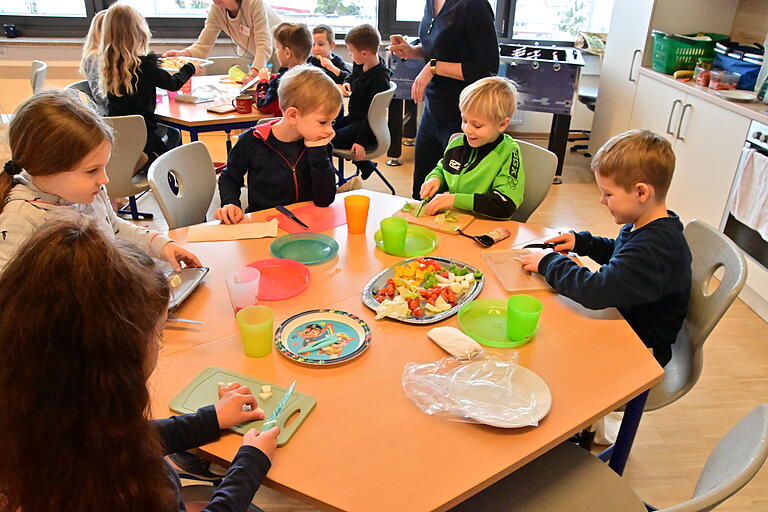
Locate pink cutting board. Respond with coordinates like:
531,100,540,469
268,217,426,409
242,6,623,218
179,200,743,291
267,202,347,233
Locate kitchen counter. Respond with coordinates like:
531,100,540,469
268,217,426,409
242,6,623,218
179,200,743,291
640,67,768,125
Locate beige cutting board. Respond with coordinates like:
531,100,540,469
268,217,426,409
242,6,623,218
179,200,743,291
393,204,475,234
481,249,554,293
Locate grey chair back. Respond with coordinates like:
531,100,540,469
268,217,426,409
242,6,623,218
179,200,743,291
645,220,747,411
333,81,396,162
65,80,93,97
147,141,216,230
31,60,47,94
104,115,149,198
659,404,768,512
447,134,556,221
205,56,252,75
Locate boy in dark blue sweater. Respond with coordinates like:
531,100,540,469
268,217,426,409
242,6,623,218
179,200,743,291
215,65,341,223
307,24,351,85
521,129,692,367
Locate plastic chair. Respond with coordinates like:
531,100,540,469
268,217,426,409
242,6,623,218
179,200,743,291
103,115,153,220
640,219,747,412
147,141,216,230
205,56,252,75
333,81,397,195
447,133,557,222
65,80,98,109
30,60,47,94
449,404,768,512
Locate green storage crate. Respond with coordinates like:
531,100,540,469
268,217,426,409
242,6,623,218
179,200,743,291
651,31,729,74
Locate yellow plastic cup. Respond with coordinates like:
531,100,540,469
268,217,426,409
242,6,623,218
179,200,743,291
505,294,543,342
236,305,274,358
344,195,370,234
379,217,408,254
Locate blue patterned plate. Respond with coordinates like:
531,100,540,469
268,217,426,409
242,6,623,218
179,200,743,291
275,309,372,365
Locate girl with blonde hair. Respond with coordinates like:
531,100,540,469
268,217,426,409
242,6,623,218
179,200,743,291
99,3,204,162
79,9,109,114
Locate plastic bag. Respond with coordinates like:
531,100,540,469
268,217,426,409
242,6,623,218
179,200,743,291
401,351,543,427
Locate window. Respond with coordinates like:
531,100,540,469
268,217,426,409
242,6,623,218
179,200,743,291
265,0,377,36
0,0,86,16
511,0,612,42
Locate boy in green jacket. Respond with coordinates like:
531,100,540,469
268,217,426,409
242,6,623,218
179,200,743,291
419,76,524,219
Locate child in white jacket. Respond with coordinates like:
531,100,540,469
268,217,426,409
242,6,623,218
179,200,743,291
0,90,200,273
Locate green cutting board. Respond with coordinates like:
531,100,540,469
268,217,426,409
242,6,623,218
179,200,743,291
169,367,316,447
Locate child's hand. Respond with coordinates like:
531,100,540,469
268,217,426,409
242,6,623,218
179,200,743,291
258,68,270,81
411,64,434,103
350,143,366,161
318,56,337,72
243,427,280,462
424,193,455,216
163,49,191,58
419,178,441,200
215,204,244,224
191,61,206,75
305,132,335,148
215,383,266,429
520,251,549,274
545,232,576,253
340,83,352,97
161,242,202,272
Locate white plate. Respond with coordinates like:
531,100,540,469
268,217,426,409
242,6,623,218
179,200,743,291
450,361,552,427
159,56,213,72
715,90,758,102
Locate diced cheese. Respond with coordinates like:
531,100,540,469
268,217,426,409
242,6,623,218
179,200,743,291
216,381,226,388
435,296,451,312
258,392,273,401
449,282,463,294
168,274,183,288
261,385,271,393
425,303,442,314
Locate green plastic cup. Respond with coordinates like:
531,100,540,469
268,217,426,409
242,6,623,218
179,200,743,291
506,294,542,342
236,305,274,358
379,217,408,255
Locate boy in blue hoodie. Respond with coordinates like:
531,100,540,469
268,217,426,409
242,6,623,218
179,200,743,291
215,65,340,223
520,129,692,367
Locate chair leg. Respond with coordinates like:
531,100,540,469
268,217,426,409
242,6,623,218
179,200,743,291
607,390,649,475
117,195,154,220
335,157,361,188
373,164,396,195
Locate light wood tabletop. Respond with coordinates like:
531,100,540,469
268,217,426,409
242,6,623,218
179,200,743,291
155,74,270,128
153,190,664,512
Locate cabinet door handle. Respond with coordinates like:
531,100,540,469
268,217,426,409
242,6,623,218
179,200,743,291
676,103,692,140
666,99,682,135
628,49,641,82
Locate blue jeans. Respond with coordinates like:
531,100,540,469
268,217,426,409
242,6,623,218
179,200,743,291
412,102,461,199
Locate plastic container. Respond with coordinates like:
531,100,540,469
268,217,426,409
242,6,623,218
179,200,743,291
709,70,741,90
693,58,713,87
651,31,729,74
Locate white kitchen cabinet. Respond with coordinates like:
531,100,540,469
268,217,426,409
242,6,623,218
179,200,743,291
628,74,750,228
590,0,739,154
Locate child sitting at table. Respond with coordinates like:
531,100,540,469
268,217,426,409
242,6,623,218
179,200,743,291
79,9,109,115
419,76,524,219
99,3,204,163
0,90,200,273
0,216,279,511
307,24,351,85
332,23,392,179
255,22,312,116
215,65,340,224
521,129,692,367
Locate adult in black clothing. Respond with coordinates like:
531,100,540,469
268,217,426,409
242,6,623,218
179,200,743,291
390,0,499,199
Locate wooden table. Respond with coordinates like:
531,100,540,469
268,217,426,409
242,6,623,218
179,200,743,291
154,190,663,512
155,75,270,144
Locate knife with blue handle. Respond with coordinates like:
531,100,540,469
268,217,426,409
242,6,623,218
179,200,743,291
262,381,296,431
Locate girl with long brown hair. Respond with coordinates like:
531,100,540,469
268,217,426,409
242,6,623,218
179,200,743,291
99,3,204,161
0,89,200,272
0,216,279,511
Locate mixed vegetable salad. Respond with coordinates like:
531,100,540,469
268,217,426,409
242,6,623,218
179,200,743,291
372,258,482,320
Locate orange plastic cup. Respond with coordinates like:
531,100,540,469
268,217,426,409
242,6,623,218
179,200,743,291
344,195,370,234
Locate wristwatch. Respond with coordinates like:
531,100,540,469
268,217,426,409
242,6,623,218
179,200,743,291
429,58,437,75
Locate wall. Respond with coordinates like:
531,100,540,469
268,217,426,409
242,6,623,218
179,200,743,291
731,0,768,44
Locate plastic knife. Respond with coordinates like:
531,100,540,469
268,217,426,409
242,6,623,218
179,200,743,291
262,381,296,431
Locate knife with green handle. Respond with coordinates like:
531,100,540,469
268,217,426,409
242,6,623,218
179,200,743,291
262,381,296,431
415,197,430,218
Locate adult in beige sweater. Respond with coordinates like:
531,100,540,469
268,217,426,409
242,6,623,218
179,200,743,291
164,0,281,82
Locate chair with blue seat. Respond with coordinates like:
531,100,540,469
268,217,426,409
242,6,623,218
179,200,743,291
147,141,217,230
448,403,768,512
333,81,397,194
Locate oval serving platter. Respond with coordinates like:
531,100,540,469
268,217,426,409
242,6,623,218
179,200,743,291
361,256,485,324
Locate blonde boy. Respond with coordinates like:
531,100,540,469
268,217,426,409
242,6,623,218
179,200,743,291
419,76,524,219
520,129,692,366
307,24,351,84
255,22,313,116
217,65,342,223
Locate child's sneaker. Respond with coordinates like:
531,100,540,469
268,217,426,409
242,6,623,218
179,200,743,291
354,160,377,180
169,451,228,481
337,176,364,193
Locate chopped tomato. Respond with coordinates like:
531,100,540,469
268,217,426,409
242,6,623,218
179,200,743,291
447,291,457,303
419,289,429,298
439,271,448,278
386,278,395,286
408,298,420,310
385,284,395,297
427,297,436,306
375,294,386,303
412,307,424,317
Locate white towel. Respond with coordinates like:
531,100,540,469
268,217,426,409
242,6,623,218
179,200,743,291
427,326,483,359
731,148,768,242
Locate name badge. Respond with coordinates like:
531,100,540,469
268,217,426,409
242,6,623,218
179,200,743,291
238,24,251,36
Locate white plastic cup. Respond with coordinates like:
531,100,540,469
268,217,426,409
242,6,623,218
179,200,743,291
225,266,261,313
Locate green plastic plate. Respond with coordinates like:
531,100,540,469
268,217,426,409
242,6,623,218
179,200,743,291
269,233,339,265
169,367,316,447
373,224,438,257
457,299,536,348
